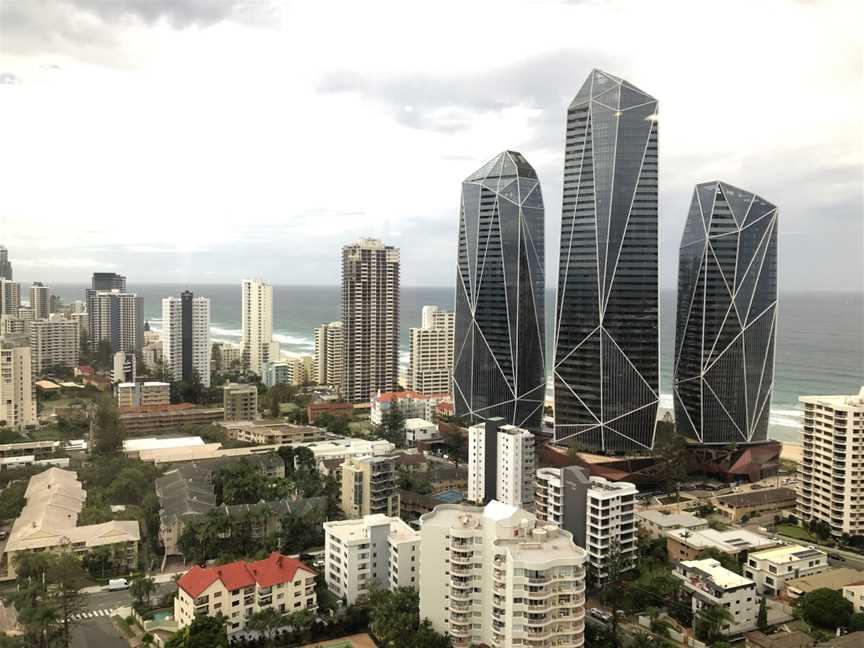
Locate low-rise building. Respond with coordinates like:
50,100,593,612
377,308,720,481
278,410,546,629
116,381,170,408
123,436,205,459
636,510,710,539
842,582,864,613
370,390,450,426
675,558,758,636
667,527,778,563
714,488,797,523
744,630,814,648
785,568,864,599
323,514,420,604
218,420,325,446
341,455,399,518
224,383,258,421
307,401,354,424
118,403,224,436
1,468,140,580
744,545,829,595
403,418,437,448
305,437,395,464
262,357,315,388
175,552,316,636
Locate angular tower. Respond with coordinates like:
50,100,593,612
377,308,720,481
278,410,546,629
674,181,778,445
453,150,545,432
554,69,660,453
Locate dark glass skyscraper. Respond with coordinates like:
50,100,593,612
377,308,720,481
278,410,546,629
453,150,545,432
0,246,12,280
553,69,659,453
674,181,778,445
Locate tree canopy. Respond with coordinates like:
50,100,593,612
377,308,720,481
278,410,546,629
796,588,853,629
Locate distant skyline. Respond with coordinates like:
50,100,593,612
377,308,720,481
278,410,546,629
0,0,861,292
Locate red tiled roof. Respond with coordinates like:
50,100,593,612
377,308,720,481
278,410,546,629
77,365,94,376
177,552,314,598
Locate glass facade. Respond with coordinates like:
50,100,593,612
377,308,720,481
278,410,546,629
553,69,660,453
674,181,778,445
453,151,545,432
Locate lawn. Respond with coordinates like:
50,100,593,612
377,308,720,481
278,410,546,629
776,524,816,541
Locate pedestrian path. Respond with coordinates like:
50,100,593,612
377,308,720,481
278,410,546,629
72,608,115,620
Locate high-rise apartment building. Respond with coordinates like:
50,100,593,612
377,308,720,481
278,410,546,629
535,466,638,582
467,418,534,507
85,273,126,342
162,291,211,387
223,383,258,421
241,279,279,376
798,388,864,537
323,514,420,604
29,283,50,320
0,335,37,430
341,239,400,403
313,321,343,388
0,279,21,317
340,455,399,518
112,350,137,384
0,246,11,280
87,290,144,353
29,316,79,374
453,151,545,432
674,182,779,445
407,305,454,396
554,70,660,453
262,356,314,387
419,501,587,648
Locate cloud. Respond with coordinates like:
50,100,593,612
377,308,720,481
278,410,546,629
0,73,20,85
69,0,280,29
14,257,118,270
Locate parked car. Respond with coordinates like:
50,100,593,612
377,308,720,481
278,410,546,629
107,578,130,591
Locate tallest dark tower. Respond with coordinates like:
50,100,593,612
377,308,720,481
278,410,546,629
554,70,660,453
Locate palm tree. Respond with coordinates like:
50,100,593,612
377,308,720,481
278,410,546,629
246,607,286,647
694,603,734,643
130,576,156,610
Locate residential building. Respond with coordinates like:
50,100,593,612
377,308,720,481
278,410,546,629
370,390,450,426
403,418,437,448
468,418,534,507
262,356,314,388
313,321,343,388
88,289,144,352
112,350,136,383
407,305,454,396
635,510,710,539
554,70,659,453
118,403,223,436
843,582,864,614
142,341,163,373
1,468,140,580
714,488,797,523
162,291,211,387
212,342,242,370
535,466,638,582
340,455,399,518
0,279,20,317
307,400,354,424
174,552,316,636
0,335,36,430
674,182,778,445
454,151,545,432
218,421,324,446
785,568,864,599
303,438,394,464
798,388,864,536
0,314,28,337
323,514,420,604
28,316,79,374
341,239,400,403
116,381,170,408
667,527,778,563
744,545,829,595
223,383,258,421
29,282,50,320
241,279,279,375
675,558,758,635
0,246,11,280
419,501,587,648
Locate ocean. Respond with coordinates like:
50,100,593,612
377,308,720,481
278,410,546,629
50,283,863,445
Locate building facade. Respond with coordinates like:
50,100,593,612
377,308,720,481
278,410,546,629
370,390,449,426
323,514,420,604
554,70,660,453
744,545,829,596
0,335,37,430
117,382,170,408
162,291,211,387
341,239,400,403
675,558,758,636
0,279,20,317
419,501,587,648
340,455,399,518
468,419,534,507
28,316,79,374
223,383,258,421
88,289,144,352
241,279,279,376
407,305,454,396
453,151,545,432
674,182,779,445
262,356,314,388
313,321,343,389
29,282,50,320
798,388,864,537
0,246,11,280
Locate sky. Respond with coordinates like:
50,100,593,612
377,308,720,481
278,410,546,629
0,0,861,291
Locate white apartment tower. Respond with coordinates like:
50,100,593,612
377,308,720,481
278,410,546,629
535,466,638,583
241,279,279,376
798,388,864,537
407,305,454,395
468,419,535,507
29,316,79,374
420,501,587,648
313,321,343,388
675,559,758,636
0,335,37,430
0,279,21,317
88,290,144,352
162,291,211,387
341,239,400,403
29,283,50,320
323,514,419,605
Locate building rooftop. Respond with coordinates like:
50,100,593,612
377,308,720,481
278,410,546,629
177,551,314,598
800,387,864,409
324,514,418,546
745,630,814,648
123,436,205,453
404,418,435,429
715,487,796,508
668,527,776,553
786,568,864,594
636,510,708,528
750,544,826,565
681,558,755,590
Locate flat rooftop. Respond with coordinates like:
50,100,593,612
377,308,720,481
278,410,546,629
668,527,776,553
123,436,205,452
637,510,708,528
681,558,755,590
715,488,796,508
750,544,826,565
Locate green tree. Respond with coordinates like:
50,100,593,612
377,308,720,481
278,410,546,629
286,608,315,643
694,603,734,643
757,596,768,631
211,343,223,373
848,612,864,631
217,459,267,505
92,395,125,454
94,339,113,372
796,587,853,629
130,576,156,611
246,607,286,646
654,424,689,505
0,480,27,521
381,406,406,448
696,547,741,574
165,614,228,648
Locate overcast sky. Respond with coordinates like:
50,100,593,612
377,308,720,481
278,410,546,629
0,0,861,291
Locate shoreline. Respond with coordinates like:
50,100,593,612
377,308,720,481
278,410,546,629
780,441,803,463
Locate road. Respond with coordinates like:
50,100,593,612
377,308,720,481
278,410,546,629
79,580,176,614
71,615,128,648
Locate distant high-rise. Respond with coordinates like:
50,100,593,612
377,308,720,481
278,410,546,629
29,316,79,374
341,239,400,403
30,282,50,320
85,272,131,349
241,279,279,376
554,70,660,453
313,321,343,389
162,291,211,387
673,181,778,445
407,305,454,396
0,279,21,317
0,246,11,280
453,151,545,432
0,335,37,430
88,290,144,353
